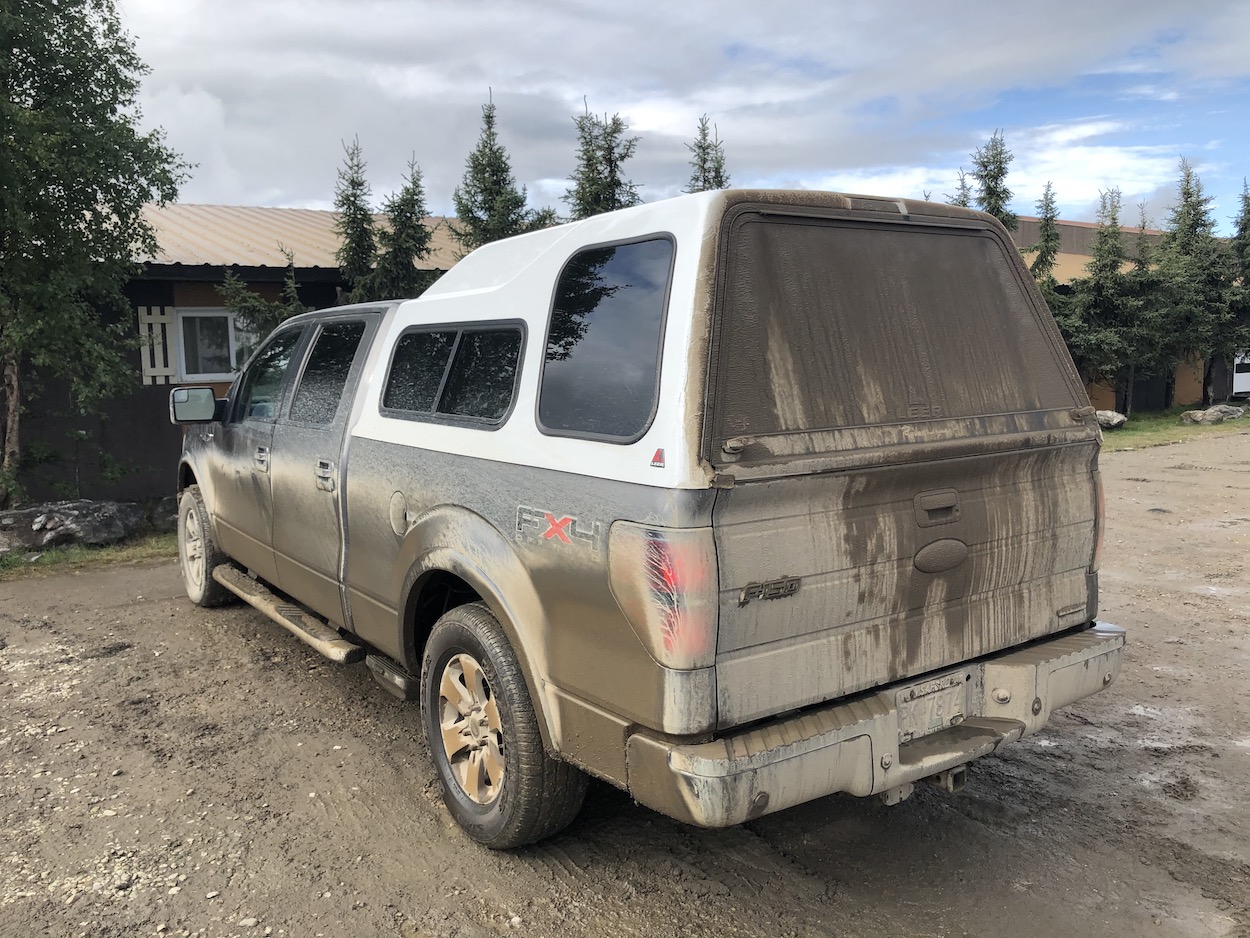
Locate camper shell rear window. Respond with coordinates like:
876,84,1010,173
705,211,1081,460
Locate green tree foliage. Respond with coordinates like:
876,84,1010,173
1025,182,1068,324
356,157,438,300
564,106,641,220
970,130,1017,230
451,99,554,256
216,248,310,341
1154,159,1240,405
1062,190,1161,413
1231,179,1250,286
333,136,377,293
946,169,972,208
684,115,730,193
0,0,185,506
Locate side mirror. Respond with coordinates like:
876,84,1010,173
170,387,223,424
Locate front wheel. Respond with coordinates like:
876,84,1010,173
421,602,587,848
177,485,232,607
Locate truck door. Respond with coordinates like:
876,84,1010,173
269,316,376,625
207,325,306,584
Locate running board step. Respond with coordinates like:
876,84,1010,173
211,564,364,664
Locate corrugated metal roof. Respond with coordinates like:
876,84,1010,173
140,203,460,271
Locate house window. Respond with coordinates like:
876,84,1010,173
176,308,257,381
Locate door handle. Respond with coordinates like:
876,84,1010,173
253,445,269,472
315,459,335,492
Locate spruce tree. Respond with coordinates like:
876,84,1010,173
358,158,437,300
564,107,641,220
1155,159,1238,405
333,137,377,294
684,115,730,193
946,170,972,208
970,130,1017,230
1231,179,1250,287
1028,182,1062,283
1064,190,1150,412
451,98,553,256
217,248,310,340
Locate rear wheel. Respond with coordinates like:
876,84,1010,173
421,602,587,848
178,485,232,607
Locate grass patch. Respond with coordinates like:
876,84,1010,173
0,531,178,581
1100,406,1250,451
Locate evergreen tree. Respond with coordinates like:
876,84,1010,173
684,115,730,193
1231,179,1250,287
0,0,186,506
451,98,554,256
946,169,972,208
564,106,641,220
333,137,377,294
1027,182,1062,283
1063,190,1155,413
1155,159,1238,405
357,158,438,300
970,130,1017,230
217,248,310,341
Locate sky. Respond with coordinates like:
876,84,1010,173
116,0,1250,234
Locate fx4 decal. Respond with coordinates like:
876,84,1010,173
516,506,603,553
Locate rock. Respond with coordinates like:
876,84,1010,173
148,495,180,534
1180,405,1246,425
238,918,259,928
0,500,145,554
1095,410,1127,429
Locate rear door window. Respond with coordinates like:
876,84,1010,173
538,237,674,442
289,321,368,425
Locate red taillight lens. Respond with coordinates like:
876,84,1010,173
1091,468,1104,573
610,523,718,670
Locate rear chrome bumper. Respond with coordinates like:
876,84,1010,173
625,622,1125,828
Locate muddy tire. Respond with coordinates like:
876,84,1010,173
177,485,232,608
421,602,587,848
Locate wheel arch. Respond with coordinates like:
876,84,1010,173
396,506,558,752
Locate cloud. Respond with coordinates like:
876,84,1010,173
115,0,1250,233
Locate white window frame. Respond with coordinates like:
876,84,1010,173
174,307,250,382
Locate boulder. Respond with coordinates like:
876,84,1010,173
1207,404,1245,420
148,495,180,534
0,500,145,554
1095,410,1127,429
1180,405,1246,425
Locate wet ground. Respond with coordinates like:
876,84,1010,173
1,432,1248,938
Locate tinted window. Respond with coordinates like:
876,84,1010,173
539,238,673,440
382,326,523,424
289,321,367,424
383,331,456,413
234,328,302,422
709,219,1078,452
439,330,522,420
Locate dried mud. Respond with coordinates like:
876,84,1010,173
2,432,1249,938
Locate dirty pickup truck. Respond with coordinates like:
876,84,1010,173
170,189,1125,848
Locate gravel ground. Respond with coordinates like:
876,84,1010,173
1,431,1248,938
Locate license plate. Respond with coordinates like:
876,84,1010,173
896,673,969,743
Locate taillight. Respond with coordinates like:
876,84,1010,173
608,522,718,670
1090,468,1104,573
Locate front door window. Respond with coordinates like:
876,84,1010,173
234,328,302,422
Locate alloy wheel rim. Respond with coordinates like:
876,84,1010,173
438,652,504,805
182,507,204,588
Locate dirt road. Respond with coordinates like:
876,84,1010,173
2,433,1248,938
